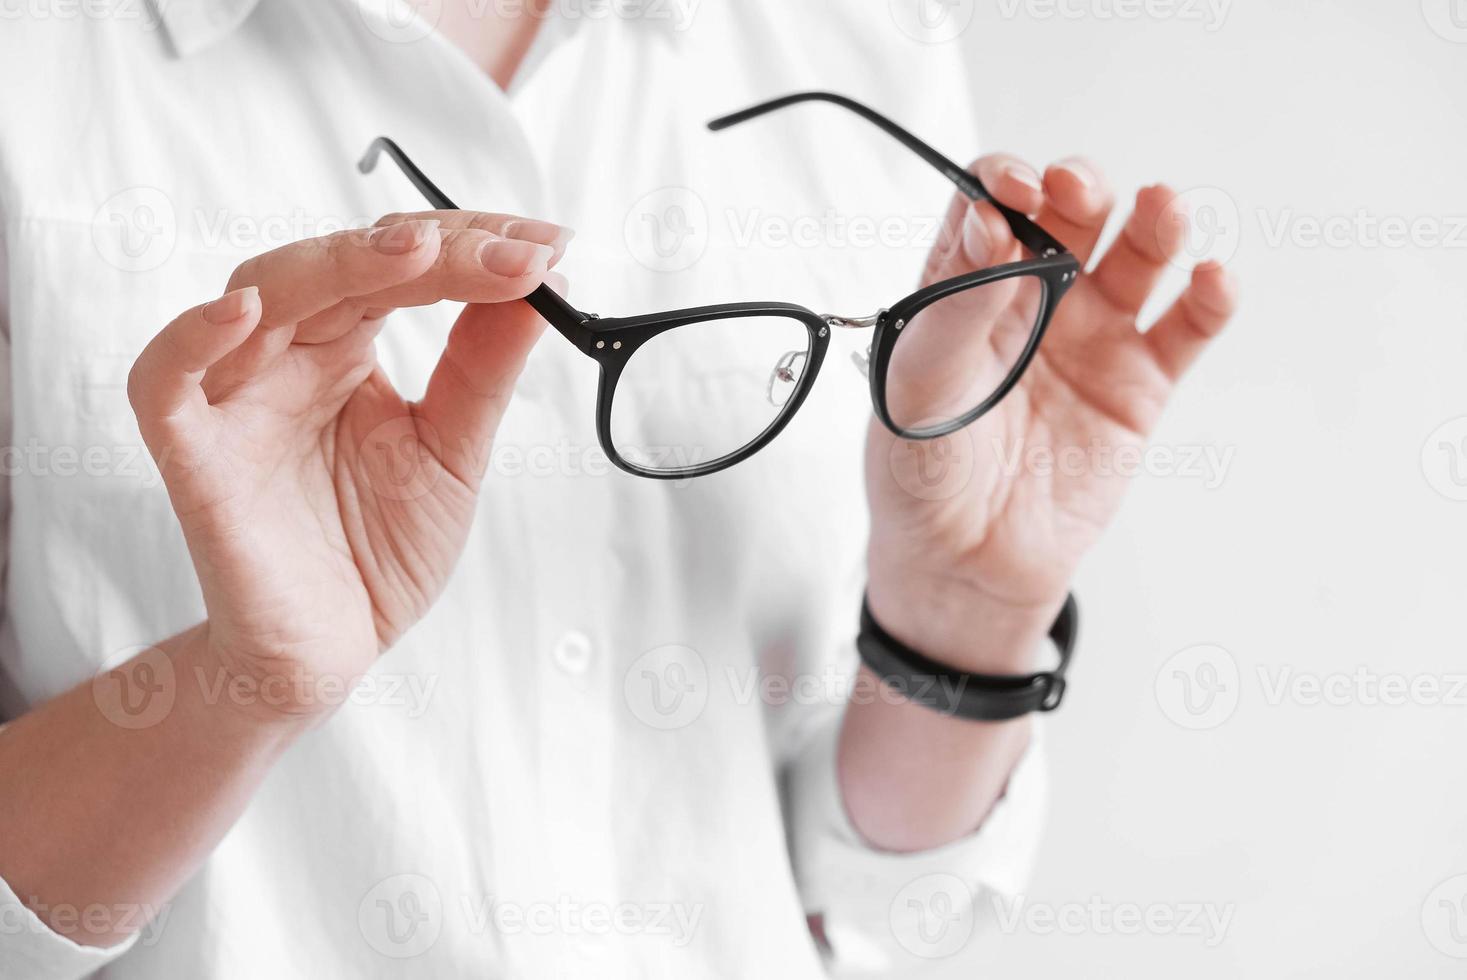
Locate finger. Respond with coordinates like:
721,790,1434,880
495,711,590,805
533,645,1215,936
229,219,553,345
128,286,262,439
202,225,554,405
375,210,574,265
1145,260,1239,381
923,196,1021,285
226,219,443,329
1089,185,1188,315
351,228,553,313
924,154,1043,285
285,227,553,348
414,270,568,488
1037,156,1115,266
972,154,1046,216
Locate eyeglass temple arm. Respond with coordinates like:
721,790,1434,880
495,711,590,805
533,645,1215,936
708,92,1069,260
357,138,595,347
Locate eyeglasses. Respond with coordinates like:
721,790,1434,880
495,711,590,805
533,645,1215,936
359,91,1079,480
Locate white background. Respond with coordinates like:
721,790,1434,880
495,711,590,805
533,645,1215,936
928,0,1467,975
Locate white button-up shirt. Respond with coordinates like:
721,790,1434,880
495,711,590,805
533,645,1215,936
0,1,1044,976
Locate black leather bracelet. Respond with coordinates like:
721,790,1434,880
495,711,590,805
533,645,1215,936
856,593,1079,721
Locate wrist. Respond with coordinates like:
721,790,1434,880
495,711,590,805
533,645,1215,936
864,571,1065,674
180,626,338,736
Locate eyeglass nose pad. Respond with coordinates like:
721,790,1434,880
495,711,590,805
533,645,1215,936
767,349,808,407
850,342,872,380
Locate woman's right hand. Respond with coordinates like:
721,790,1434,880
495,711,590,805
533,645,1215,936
128,212,571,725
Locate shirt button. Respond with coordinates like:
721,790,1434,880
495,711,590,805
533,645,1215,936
552,631,594,676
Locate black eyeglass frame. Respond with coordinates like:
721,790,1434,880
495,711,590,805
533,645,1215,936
359,91,1080,480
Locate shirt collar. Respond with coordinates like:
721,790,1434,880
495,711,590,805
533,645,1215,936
150,0,592,60
150,0,263,57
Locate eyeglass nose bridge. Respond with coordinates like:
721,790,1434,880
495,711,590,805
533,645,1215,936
821,309,886,331
821,309,888,379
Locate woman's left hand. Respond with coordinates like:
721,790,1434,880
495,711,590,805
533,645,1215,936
864,155,1239,670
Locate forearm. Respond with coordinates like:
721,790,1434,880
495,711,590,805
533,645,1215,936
836,583,1057,852
0,625,302,947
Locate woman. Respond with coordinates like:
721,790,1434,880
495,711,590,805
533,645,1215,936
0,1,1236,976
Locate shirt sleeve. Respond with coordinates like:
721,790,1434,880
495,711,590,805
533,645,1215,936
785,697,1047,977
0,876,139,980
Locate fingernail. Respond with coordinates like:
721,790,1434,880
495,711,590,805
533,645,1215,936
503,218,576,248
1056,157,1096,190
370,219,439,255
203,286,259,325
481,239,552,277
1004,164,1042,193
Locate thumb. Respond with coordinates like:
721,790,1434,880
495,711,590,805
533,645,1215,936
924,197,1021,287
923,155,1037,287
415,271,564,487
